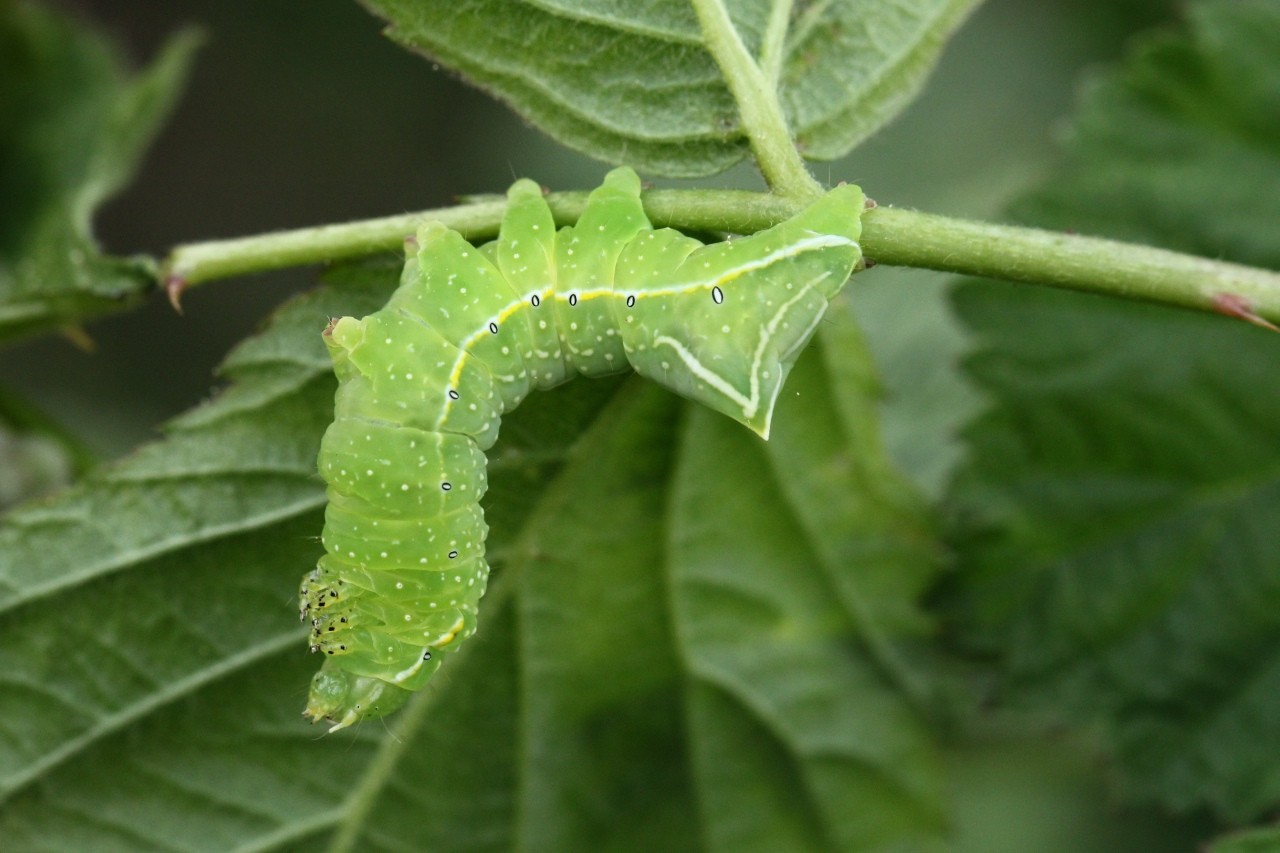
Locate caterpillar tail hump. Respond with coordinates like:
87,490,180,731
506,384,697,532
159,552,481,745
301,167,864,730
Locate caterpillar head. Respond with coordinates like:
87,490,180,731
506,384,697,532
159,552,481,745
304,664,413,733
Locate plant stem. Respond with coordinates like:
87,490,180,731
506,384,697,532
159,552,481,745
689,0,820,200
162,191,1280,325
861,206,1280,325
162,190,799,286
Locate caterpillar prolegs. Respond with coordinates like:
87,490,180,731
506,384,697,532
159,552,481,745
299,168,865,731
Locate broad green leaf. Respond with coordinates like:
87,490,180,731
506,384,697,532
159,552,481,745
947,0,1280,822
0,248,944,849
1013,0,1280,268
0,3,196,343
357,0,981,177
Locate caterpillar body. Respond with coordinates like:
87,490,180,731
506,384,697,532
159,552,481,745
299,168,864,731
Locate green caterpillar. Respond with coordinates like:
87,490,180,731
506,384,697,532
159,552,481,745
299,168,865,731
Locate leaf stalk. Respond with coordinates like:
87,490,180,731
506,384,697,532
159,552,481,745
689,0,821,199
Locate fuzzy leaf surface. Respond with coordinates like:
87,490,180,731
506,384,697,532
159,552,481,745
947,0,1280,822
358,0,980,176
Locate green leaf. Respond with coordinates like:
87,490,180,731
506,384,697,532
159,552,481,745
0,3,196,343
1013,0,1280,268
357,0,980,177
1209,826,1280,853
0,246,944,849
947,0,1280,822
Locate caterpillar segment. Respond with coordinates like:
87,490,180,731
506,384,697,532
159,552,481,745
301,167,864,731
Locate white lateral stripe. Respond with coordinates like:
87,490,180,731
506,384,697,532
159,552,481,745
747,271,832,414
431,233,854,428
615,235,858,301
652,335,756,416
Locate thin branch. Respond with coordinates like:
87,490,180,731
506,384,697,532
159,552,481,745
162,191,1280,327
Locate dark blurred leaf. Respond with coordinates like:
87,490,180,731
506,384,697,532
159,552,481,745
357,0,979,177
947,0,1280,822
0,3,196,343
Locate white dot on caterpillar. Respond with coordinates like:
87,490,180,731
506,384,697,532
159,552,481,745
396,581,405,589
401,483,410,491
722,325,730,333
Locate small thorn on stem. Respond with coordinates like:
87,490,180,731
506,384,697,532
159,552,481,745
165,275,188,314
60,324,97,353
1212,292,1279,332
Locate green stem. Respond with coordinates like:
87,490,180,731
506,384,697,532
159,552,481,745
162,189,799,287
758,0,795,87
861,206,1280,325
162,192,1280,325
689,0,820,200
